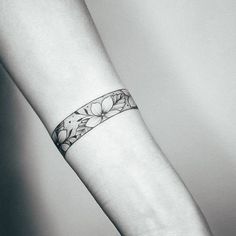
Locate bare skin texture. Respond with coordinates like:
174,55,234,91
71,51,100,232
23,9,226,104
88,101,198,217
0,1,212,235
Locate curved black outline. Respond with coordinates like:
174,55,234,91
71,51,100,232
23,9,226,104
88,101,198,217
51,89,138,156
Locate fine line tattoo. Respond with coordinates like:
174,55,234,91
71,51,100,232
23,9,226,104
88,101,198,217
51,89,138,155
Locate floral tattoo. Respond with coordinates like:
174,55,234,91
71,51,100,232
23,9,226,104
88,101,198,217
51,89,138,155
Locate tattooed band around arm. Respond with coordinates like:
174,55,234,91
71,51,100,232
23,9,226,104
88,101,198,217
51,89,138,156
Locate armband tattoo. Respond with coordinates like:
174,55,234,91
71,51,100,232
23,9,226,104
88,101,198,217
51,89,138,155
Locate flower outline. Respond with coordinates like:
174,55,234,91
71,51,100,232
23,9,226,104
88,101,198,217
86,96,122,127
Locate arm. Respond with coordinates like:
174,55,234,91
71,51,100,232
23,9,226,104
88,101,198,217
0,1,212,235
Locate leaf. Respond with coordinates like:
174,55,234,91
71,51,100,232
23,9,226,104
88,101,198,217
122,89,130,96
55,122,64,132
113,93,121,104
76,126,86,135
69,137,77,144
68,129,72,137
61,143,70,152
81,118,89,123
77,126,86,131
58,130,67,143
112,97,125,110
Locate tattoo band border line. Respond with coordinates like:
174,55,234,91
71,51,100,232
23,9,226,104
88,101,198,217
51,89,138,155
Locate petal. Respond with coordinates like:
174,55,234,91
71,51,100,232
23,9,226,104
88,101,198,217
61,143,70,152
91,103,102,116
128,96,136,107
86,116,102,127
52,131,58,143
58,130,67,143
105,109,120,118
102,96,113,113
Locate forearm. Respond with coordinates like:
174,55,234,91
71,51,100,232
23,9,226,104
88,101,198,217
66,111,211,236
0,1,212,235
0,0,122,131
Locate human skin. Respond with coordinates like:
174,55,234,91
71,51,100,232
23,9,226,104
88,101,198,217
0,0,212,235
